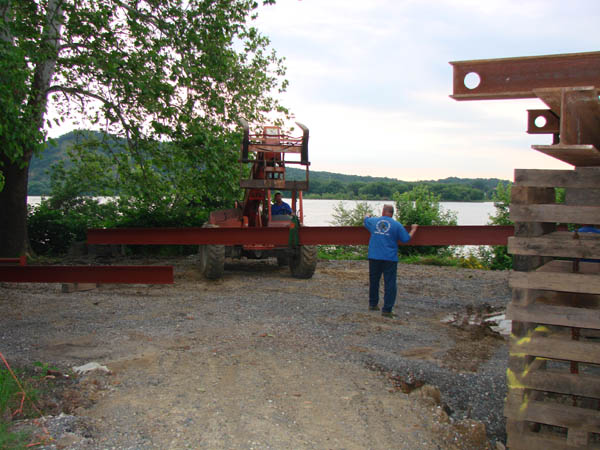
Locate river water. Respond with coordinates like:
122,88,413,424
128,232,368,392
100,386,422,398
298,199,495,226
28,197,496,226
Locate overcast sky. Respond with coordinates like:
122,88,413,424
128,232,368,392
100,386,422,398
254,0,600,181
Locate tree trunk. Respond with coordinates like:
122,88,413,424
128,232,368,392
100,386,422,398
0,0,63,257
0,154,30,257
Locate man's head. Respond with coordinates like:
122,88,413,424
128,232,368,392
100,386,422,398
382,204,394,217
274,192,283,204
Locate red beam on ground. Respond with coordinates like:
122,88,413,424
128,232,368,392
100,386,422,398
87,225,514,246
0,255,27,266
0,266,174,284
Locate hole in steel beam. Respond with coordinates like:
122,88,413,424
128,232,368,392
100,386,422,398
463,72,481,90
534,115,547,128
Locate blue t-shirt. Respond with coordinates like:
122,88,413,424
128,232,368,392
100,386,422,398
364,216,411,262
272,201,292,215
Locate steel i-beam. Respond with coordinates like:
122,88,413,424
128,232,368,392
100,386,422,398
87,225,514,247
0,265,174,284
450,51,600,100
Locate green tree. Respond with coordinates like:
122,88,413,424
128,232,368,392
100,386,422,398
393,185,457,227
488,181,512,225
0,0,287,256
331,201,375,227
484,181,513,270
393,185,457,255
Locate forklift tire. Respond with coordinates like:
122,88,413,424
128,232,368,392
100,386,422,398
199,224,225,280
289,245,317,279
199,243,225,279
276,254,289,267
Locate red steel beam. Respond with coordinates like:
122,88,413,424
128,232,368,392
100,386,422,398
88,225,514,246
450,51,600,100
0,266,174,284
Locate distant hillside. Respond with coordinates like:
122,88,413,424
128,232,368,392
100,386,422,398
28,131,510,201
28,130,106,195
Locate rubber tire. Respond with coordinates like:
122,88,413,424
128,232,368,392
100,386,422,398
289,245,317,279
199,243,225,280
199,224,225,280
276,254,289,267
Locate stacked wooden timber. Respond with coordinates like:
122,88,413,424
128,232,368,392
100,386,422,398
505,87,600,449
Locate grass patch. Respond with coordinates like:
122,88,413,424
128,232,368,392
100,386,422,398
318,245,490,270
0,422,29,449
318,245,368,260
0,364,44,448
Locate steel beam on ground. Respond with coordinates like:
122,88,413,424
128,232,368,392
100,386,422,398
87,225,514,246
0,266,174,284
449,51,600,100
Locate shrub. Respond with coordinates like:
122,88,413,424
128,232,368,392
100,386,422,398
484,181,513,270
393,185,457,255
324,201,374,260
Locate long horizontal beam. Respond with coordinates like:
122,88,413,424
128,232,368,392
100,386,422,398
0,266,174,284
449,51,600,100
88,225,514,246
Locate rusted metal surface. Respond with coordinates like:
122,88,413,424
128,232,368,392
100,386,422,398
527,109,560,135
88,225,514,246
0,255,27,266
0,265,174,284
450,51,600,100
558,87,600,148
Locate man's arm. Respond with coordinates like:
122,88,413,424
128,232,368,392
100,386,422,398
408,224,418,239
397,223,418,243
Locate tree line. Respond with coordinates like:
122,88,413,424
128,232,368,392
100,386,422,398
27,133,509,203
286,167,506,201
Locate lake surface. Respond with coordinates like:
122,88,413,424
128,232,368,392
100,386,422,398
298,199,495,226
28,197,496,226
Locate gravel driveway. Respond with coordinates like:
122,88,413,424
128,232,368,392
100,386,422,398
1,257,510,449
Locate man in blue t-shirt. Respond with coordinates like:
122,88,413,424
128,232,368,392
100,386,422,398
364,205,418,317
271,192,292,215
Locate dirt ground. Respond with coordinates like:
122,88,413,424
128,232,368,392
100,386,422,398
1,257,510,449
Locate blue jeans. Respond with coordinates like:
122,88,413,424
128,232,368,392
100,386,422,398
368,259,398,313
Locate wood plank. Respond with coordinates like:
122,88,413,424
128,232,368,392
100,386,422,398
538,259,600,273
508,231,600,258
507,302,600,329
510,204,600,224
506,426,599,450
567,187,600,206
568,429,591,447
514,167,600,188
511,185,556,205
519,368,600,399
519,290,600,309
510,269,600,294
505,398,600,432
532,144,600,167
509,334,600,364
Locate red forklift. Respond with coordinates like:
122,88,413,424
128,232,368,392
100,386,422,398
199,119,317,279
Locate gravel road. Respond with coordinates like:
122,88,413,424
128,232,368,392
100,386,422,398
1,256,510,449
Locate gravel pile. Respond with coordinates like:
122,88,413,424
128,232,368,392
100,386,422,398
1,256,511,448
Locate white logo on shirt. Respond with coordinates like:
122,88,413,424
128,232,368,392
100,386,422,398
375,220,391,235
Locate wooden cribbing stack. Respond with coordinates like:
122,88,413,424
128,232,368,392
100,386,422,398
450,52,600,449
